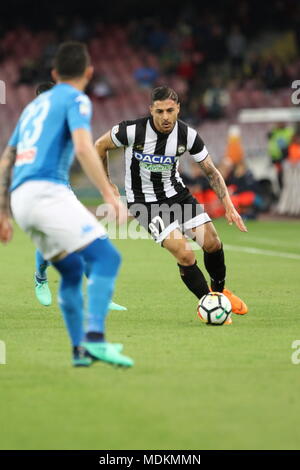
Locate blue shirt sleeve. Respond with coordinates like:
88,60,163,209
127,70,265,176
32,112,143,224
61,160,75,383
8,120,20,147
67,93,92,133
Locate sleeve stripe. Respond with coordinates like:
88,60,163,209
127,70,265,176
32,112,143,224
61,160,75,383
110,130,123,147
192,146,208,162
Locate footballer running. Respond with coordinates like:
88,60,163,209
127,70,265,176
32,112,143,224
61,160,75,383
95,86,248,321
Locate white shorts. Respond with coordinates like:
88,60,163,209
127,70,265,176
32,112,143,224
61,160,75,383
11,181,106,260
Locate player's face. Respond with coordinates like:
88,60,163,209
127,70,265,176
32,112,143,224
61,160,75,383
150,99,180,133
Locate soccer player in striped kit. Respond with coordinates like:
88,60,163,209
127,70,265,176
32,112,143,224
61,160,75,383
95,86,248,319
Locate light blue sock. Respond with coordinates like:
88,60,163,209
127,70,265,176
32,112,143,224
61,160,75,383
35,250,50,280
80,238,121,336
52,253,85,347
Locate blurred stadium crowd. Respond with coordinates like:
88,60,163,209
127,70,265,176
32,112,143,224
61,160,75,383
1,0,300,217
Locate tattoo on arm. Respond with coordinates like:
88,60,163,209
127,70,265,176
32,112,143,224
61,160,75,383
0,146,16,213
198,155,228,201
102,152,110,179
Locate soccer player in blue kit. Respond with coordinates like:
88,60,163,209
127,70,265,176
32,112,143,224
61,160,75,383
33,81,127,312
0,42,133,367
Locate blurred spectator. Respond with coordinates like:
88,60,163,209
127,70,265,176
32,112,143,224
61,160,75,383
88,75,113,99
225,160,264,219
176,53,196,82
68,16,90,42
182,159,264,219
207,23,226,63
16,59,39,85
224,125,244,164
267,122,294,188
159,45,180,75
260,55,289,90
53,15,69,42
203,77,230,119
146,22,169,54
227,25,247,75
133,61,159,88
287,132,300,164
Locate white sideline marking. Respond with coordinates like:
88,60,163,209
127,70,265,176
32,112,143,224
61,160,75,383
235,235,300,250
224,244,300,260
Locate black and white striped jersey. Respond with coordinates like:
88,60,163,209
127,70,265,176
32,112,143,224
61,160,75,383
110,116,208,203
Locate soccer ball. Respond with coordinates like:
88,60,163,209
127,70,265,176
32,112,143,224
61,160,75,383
197,292,232,325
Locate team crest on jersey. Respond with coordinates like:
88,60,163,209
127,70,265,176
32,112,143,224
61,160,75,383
133,151,177,172
177,145,186,154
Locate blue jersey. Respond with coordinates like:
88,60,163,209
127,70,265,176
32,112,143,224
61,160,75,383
9,83,92,191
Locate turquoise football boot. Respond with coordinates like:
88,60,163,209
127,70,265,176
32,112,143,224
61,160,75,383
35,275,52,306
82,342,134,367
109,301,127,311
72,346,93,367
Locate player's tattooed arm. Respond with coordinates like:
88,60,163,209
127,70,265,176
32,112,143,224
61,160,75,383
198,154,247,232
198,154,227,201
0,146,16,214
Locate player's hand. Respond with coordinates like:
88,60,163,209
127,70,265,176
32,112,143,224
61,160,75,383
0,214,13,243
225,206,247,232
103,194,128,225
110,183,120,198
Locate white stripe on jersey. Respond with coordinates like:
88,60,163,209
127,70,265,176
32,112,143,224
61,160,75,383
143,120,157,154
140,167,158,202
187,127,197,151
192,145,208,162
163,178,178,198
124,124,136,202
165,122,178,155
111,125,123,147
142,120,157,202
174,160,186,188
126,124,136,147
187,126,208,162
162,122,179,198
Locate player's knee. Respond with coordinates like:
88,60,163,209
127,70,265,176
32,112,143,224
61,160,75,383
176,249,196,266
108,243,121,274
204,234,222,253
53,253,84,285
81,237,121,277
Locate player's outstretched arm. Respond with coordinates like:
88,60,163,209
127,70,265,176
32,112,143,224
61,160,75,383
95,131,120,197
0,146,16,243
72,129,127,224
198,155,247,232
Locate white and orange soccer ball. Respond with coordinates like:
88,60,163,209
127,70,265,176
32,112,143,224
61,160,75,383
197,292,232,325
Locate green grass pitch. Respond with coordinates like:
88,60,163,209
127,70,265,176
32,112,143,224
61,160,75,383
1,219,300,450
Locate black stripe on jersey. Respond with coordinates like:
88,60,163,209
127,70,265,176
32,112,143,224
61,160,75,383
169,120,188,199
114,121,129,146
170,165,186,196
130,118,147,203
176,120,188,156
190,133,205,155
150,131,168,200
